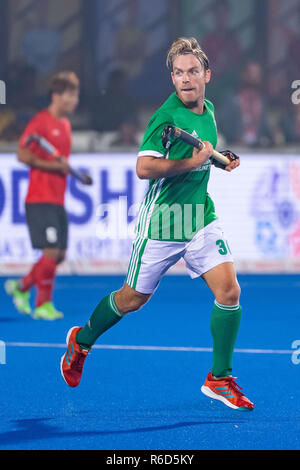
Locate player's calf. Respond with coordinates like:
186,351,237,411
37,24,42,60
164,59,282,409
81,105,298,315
114,284,151,315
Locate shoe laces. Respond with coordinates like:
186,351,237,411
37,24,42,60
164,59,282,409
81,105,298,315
222,376,243,396
72,350,88,372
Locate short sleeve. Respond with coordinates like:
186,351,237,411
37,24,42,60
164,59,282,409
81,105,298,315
138,112,172,158
18,113,49,158
19,114,44,149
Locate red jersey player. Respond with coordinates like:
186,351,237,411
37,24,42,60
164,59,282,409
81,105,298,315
5,71,79,320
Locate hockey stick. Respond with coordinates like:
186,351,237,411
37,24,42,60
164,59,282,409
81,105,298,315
162,125,231,167
25,134,93,185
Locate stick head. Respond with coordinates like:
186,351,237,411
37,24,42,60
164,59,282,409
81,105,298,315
162,125,175,149
80,173,93,185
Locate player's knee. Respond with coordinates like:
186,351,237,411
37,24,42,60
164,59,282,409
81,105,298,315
56,252,66,265
115,288,150,315
217,282,241,306
123,295,148,314
44,248,61,264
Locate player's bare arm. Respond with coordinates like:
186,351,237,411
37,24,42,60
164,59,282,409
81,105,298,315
136,141,213,179
18,146,70,175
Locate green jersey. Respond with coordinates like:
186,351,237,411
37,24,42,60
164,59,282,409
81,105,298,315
136,92,218,242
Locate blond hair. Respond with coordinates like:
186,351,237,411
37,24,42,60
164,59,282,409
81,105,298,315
166,37,209,71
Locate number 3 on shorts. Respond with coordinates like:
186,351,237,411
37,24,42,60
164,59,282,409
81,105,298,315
216,239,231,255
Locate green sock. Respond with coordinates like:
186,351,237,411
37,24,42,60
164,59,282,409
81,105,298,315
76,291,123,350
210,301,242,378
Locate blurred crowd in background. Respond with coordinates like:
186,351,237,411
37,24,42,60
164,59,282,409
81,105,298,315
0,0,300,151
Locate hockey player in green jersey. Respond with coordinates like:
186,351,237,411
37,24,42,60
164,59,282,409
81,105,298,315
61,37,254,412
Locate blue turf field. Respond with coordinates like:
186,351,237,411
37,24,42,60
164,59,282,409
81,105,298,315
0,274,299,450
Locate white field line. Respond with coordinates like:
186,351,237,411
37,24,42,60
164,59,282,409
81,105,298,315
5,342,293,354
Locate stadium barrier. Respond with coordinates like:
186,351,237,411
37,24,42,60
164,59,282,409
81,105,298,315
0,152,300,275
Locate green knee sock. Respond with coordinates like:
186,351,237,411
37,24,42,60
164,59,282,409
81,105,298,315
76,291,123,350
210,301,241,378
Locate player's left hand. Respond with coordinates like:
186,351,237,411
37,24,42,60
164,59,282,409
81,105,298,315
56,156,71,175
221,150,240,172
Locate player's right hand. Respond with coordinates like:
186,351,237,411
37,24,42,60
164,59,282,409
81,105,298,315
191,141,214,169
55,157,70,175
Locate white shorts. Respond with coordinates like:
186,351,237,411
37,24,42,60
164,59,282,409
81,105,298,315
126,219,234,294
